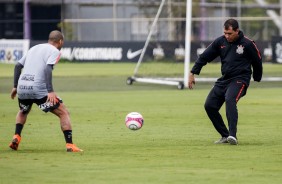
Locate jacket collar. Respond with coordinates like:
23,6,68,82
233,30,244,43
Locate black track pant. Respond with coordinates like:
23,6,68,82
204,80,247,138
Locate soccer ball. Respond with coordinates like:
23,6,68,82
125,112,144,130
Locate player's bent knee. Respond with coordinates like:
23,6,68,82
204,102,212,111
225,97,236,105
20,109,30,115
204,101,220,112
54,105,70,118
19,111,28,118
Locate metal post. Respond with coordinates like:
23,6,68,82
168,0,173,41
61,0,64,33
77,5,81,41
237,0,241,26
113,0,117,41
23,0,31,39
184,0,192,88
222,0,226,20
280,0,282,35
200,0,206,41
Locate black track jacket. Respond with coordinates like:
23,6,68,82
191,31,263,87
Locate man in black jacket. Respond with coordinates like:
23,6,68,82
188,18,263,145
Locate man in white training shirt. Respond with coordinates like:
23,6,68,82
10,30,83,152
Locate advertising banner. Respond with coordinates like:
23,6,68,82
29,40,270,63
56,41,198,62
0,39,30,64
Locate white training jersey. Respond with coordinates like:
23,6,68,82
17,43,61,99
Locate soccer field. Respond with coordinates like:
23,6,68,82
0,63,282,184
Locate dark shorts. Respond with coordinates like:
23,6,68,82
18,96,63,114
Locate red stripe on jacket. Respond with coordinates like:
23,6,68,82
244,36,262,59
236,84,246,103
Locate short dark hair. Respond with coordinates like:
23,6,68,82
224,19,239,31
48,30,64,43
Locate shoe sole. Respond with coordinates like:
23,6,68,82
66,148,83,152
227,137,238,145
214,137,228,144
9,139,19,150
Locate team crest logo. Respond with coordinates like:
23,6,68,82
236,45,244,54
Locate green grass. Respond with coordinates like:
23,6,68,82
0,62,282,184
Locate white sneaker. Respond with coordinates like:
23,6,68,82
227,136,238,145
214,137,228,144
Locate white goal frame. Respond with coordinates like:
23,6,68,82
126,0,282,89
127,0,192,90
